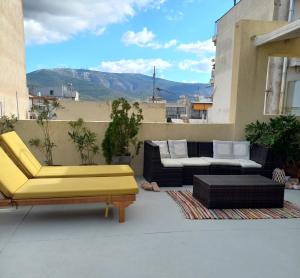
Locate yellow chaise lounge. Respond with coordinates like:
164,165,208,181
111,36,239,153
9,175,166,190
0,148,138,223
0,131,133,178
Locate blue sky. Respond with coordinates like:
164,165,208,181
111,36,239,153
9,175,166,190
24,0,235,83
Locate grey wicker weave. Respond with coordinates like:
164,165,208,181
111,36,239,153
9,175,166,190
193,175,284,209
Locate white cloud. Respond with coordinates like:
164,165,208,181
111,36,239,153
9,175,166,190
23,0,166,45
177,39,215,56
95,27,106,36
122,28,155,47
94,57,212,75
95,58,172,74
122,27,177,49
166,11,184,21
178,58,212,73
24,19,68,44
161,39,178,49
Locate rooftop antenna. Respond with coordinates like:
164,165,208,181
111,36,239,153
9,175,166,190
152,66,156,103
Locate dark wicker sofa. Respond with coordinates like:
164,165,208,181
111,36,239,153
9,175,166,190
143,140,275,187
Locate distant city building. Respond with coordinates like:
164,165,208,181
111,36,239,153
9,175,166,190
190,97,213,120
29,84,80,101
166,95,213,122
166,96,189,120
28,95,60,119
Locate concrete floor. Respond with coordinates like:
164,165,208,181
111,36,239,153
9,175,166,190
0,178,300,278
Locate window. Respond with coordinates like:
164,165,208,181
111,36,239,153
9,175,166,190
285,80,300,115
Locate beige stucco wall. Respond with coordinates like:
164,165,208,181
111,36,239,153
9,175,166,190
0,0,29,119
56,100,166,123
15,120,234,175
211,0,275,123
229,20,300,139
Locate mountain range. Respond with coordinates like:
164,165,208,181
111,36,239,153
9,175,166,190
27,68,211,102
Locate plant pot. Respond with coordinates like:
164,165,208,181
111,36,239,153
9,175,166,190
112,156,131,165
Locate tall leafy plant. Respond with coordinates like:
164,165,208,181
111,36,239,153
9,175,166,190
68,118,99,165
102,98,143,164
29,100,62,165
245,115,300,163
0,115,17,134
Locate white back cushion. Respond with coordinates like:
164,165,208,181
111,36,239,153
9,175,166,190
213,140,233,159
168,140,188,159
152,141,170,159
233,141,250,160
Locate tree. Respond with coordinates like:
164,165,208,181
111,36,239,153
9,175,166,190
102,98,143,164
68,118,99,165
29,100,62,165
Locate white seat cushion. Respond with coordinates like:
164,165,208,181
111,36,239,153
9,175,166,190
201,157,240,166
202,157,262,168
213,140,233,159
233,141,250,160
168,140,188,159
237,159,262,168
177,158,210,166
152,141,170,159
161,158,183,168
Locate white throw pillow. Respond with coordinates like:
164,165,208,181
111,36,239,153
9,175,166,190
152,140,170,159
168,140,188,159
233,141,250,160
213,140,233,159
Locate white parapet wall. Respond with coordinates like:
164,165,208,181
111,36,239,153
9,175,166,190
15,120,235,175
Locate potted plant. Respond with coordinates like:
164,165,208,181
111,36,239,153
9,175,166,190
68,118,99,165
245,115,300,177
29,99,62,166
102,98,143,164
0,115,17,134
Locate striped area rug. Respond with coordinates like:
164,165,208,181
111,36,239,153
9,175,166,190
167,191,300,220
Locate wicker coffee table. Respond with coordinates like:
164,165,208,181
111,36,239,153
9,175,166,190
193,175,284,209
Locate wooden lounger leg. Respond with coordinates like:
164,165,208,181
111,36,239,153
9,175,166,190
112,201,133,223
104,203,109,218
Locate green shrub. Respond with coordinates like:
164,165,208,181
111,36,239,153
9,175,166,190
245,115,300,163
29,100,62,165
102,98,143,164
68,118,99,165
0,115,17,135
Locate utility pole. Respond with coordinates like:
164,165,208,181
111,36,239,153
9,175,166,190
152,66,156,103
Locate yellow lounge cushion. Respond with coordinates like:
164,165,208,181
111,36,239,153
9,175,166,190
0,148,28,197
13,176,138,199
0,131,42,177
36,165,134,178
1,131,135,179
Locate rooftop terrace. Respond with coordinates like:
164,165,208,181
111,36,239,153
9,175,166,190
1,178,300,278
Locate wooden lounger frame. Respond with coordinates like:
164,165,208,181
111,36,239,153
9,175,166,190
0,194,136,223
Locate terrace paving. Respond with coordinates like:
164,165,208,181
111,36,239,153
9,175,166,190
0,178,300,278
